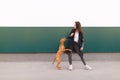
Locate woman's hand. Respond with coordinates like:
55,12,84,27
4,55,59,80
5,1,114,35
80,47,83,51
70,33,74,37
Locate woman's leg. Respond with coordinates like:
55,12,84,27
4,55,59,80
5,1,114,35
78,51,86,65
67,52,72,65
73,43,86,65
65,51,72,70
65,40,73,70
73,42,92,70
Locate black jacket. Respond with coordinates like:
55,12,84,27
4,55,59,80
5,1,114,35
66,28,84,50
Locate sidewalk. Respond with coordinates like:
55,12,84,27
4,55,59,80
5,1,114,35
0,53,120,61
0,53,119,80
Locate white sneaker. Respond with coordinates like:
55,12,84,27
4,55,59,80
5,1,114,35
69,65,73,71
84,65,92,70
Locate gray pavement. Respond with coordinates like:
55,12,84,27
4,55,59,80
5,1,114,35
0,53,120,80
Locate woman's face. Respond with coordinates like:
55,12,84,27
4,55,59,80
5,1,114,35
74,24,76,29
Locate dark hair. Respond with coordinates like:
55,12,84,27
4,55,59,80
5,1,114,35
75,21,83,36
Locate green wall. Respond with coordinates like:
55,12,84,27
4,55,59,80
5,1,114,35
0,27,120,53
84,27,120,53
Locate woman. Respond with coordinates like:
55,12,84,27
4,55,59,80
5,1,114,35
66,21,92,71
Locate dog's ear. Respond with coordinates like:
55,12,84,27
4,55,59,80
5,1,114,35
63,37,66,40
60,38,62,43
64,37,67,40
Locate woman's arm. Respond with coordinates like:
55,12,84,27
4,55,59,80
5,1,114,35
80,38,84,51
80,34,84,51
67,29,75,38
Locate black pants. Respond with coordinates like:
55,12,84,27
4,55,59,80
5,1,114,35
66,42,86,65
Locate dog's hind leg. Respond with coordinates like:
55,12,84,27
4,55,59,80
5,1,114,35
56,58,61,70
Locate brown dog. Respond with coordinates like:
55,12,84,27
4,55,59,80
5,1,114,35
52,37,72,70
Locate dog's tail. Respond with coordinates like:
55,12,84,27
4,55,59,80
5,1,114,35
52,57,56,64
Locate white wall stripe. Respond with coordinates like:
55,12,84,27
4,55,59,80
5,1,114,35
0,0,120,27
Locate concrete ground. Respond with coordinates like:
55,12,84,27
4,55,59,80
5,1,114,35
0,53,120,80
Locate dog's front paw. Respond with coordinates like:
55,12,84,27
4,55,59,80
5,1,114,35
65,49,72,52
69,49,72,52
67,49,72,52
